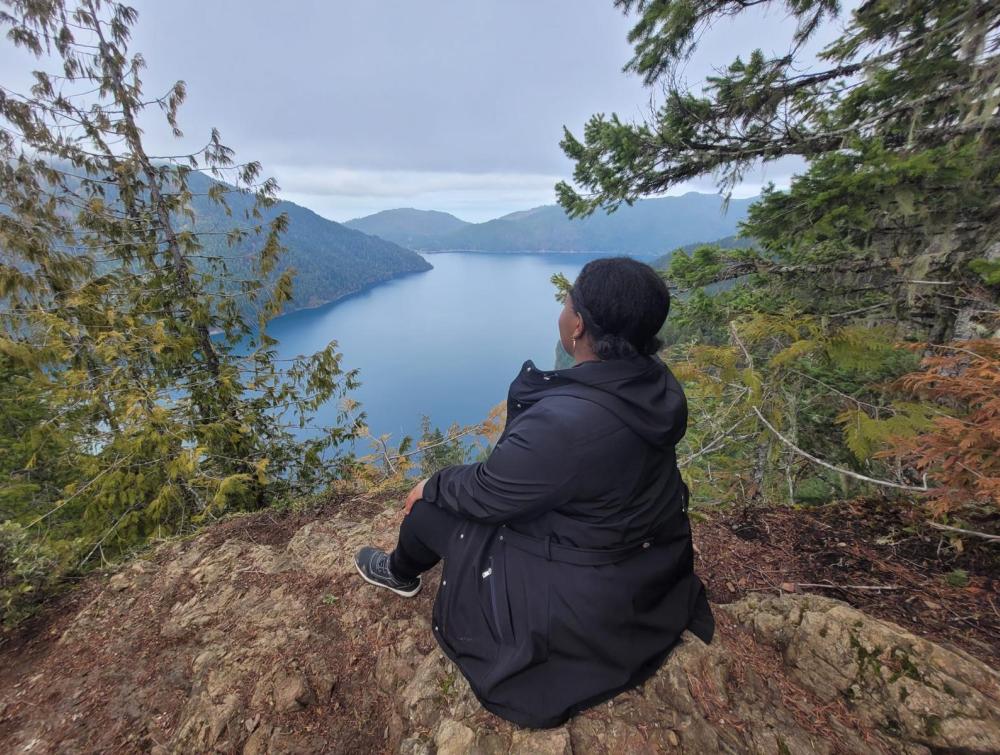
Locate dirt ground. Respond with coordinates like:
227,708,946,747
694,498,1000,666
0,493,996,753
0,491,410,754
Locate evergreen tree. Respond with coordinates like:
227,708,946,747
0,0,364,623
558,1,999,518
559,0,999,340
416,414,470,478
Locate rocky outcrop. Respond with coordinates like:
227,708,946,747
1,499,997,754
729,594,1000,752
390,598,1000,755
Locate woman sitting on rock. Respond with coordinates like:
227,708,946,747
354,256,715,729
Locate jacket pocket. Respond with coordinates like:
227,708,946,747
485,555,507,644
501,543,552,663
486,539,524,646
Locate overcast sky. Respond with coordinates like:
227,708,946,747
1,1,856,222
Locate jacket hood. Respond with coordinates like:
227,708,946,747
510,353,688,448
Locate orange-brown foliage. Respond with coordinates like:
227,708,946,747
879,340,1000,516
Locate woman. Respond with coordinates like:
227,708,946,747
355,256,714,729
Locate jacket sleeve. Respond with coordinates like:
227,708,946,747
420,403,579,524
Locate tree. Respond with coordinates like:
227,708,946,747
557,0,999,520
416,414,470,478
559,0,999,340
875,340,1000,516
0,0,364,623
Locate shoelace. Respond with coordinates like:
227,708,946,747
370,551,391,578
371,551,409,585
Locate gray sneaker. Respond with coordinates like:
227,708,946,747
354,546,422,598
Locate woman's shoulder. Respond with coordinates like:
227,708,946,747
533,393,637,443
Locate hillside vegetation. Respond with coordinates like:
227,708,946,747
346,193,754,254
43,166,431,317
344,208,472,250
0,0,395,627
184,171,432,314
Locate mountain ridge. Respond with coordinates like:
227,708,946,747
344,208,471,250
184,172,434,315
345,193,756,255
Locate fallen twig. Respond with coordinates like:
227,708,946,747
727,322,930,494
927,522,1000,543
793,582,903,591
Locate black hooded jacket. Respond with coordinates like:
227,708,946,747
421,353,715,728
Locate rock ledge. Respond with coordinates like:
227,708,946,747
1,502,997,754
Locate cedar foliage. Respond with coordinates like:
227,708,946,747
0,0,370,626
877,340,1000,515
335,404,505,501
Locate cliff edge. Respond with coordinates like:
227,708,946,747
1,493,997,754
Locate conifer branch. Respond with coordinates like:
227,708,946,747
751,406,929,493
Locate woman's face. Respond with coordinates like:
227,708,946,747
558,295,582,354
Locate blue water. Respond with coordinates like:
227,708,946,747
263,251,653,456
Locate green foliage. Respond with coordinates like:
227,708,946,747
417,414,470,478
661,283,772,347
837,403,938,462
0,355,80,523
0,522,63,629
669,245,726,288
615,1,839,87
562,0,1000,517
651,234,756,271
793,476,838,505
560,0,999,339
944,569,969,588
970,258,1000,286
670,311,924,507
550,272,573,303
0,0,368,627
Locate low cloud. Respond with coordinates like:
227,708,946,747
274,166,564,200
271,166,566,223
272,160,799,224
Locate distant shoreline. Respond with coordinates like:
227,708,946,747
417,248,659,257
207,248,664,337
209,265,431,336
285,266,431,316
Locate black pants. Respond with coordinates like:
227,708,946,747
389,500,463,581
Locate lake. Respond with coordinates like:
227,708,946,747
264,251,656,459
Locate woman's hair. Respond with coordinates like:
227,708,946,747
569,256,670,360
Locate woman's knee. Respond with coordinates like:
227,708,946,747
403,499,461,554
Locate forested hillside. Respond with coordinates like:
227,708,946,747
36,167,431,317
347,193,754,254
344,208,471,249
184,172,432,314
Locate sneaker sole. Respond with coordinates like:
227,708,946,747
354,559,422,598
